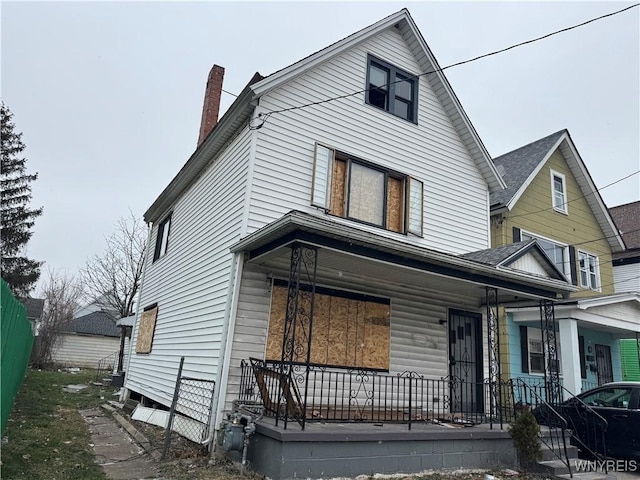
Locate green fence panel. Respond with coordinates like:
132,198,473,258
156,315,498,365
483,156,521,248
620,338,640,381
1,279,35,434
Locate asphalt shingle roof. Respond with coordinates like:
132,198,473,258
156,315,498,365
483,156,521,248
490,130,566,209
62,311,120,337
460,240,537,266
610,201,640,260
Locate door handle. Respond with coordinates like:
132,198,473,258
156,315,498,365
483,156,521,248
612,414,628,419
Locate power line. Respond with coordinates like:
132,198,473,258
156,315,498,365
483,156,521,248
248,3,639,129
506,170,640,220
222,89,238,98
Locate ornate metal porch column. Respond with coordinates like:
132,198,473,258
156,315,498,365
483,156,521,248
485,287,502,429
539,300,561,405
278,242,318,430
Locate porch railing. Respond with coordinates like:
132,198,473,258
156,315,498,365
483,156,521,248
239,359,531,430
95,351,119,382
511,378,573,477
581,380,598,392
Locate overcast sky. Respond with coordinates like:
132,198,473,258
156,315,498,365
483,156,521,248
2,1,639,292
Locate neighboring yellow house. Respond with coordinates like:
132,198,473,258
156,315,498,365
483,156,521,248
489,129,639,396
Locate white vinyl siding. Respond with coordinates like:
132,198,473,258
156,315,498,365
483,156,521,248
51,334,120,369
125,127,252,407
248,27,490,255
613,262,640,293
222,262,488,413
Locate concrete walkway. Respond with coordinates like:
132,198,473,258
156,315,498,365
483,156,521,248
80,407,161,480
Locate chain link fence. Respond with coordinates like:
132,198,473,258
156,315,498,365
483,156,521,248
162,357,216,459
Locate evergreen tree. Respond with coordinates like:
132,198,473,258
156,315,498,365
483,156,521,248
1,103,43,297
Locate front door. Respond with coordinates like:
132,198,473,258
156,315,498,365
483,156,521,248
595,344,613,385
448,309,483,414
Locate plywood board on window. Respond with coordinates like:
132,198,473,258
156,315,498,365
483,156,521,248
387,177,404,233
136,306,159,354
330,159,346,216
266,286,287,361
266,285,390,370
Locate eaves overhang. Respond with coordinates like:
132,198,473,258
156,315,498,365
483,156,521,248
144,83,257,224
231,211,576,300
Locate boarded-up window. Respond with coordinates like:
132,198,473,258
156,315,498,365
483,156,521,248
312,143,422,236
266,283,390,370
136,305,159,354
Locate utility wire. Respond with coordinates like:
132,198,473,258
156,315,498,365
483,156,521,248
248,3,639,129
222,89,238,98
505,170,640,220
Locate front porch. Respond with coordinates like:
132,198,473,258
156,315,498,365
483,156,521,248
219,212,576,478
242,415,517,479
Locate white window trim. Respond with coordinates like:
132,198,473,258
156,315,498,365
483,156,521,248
550,169,568,214
528,327,562,376
520,229,571,282
578,249,601,291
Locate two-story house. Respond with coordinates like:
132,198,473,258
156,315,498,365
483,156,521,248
123,10,577,477
490,130,640,396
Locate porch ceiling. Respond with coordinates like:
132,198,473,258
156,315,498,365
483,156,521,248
232,211,576,303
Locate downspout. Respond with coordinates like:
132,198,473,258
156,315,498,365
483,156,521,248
120,222,153,401
205,250,244,450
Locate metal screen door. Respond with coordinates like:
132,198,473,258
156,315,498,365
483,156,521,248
595,344,613,385
448,309,483,414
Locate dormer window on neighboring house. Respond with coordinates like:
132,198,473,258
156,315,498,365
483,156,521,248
578,250,600,290
153,213,172,262
551,169,568,214
365,55,418,123
312,143,423,236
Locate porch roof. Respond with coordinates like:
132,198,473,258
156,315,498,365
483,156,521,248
230,211,576,301
507,292,640,336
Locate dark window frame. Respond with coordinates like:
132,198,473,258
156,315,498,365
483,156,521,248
365,55,418,123
153,213,172,262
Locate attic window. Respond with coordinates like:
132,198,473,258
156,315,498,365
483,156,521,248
365,55,418,123
312,143,423,236
551,170,568,214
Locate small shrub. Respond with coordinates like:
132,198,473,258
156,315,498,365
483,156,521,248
509,409,542,469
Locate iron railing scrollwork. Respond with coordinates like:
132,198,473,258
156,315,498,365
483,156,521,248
540,300,561,406
279,242,318,430
486,287,501,429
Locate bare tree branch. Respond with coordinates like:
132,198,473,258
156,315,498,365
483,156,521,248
81,211,148,319
32,268,83,368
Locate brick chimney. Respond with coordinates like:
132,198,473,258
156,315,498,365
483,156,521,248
197,64,225,146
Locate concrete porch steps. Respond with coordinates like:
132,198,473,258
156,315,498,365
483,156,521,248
536,445,618,480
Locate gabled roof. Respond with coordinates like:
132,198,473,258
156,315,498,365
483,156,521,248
460,240,567,281
62,311,120,338
610,201,640,255
490,129,625,253
145,9,505,222
251,9,505,193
